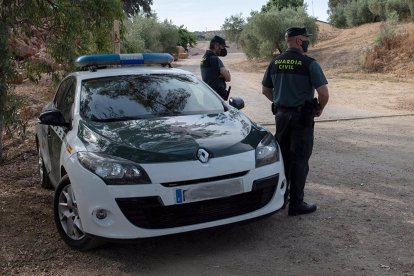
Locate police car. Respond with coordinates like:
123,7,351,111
35,53,286,250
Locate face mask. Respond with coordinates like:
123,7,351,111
301,40,309,52
219,48,227,57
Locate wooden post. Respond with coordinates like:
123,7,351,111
113,20,120,54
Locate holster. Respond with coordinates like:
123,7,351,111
301,98,320,127
217,86,231,101
271,103,276,115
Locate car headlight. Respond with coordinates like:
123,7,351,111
255,133,279,167
77,152,151,185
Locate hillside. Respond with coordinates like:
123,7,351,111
210,22,414,78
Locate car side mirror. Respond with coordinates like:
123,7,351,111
39,109,70,128
228,96,245,110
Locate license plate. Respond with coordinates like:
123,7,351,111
175,180,243,204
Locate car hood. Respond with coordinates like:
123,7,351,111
78,109,267,163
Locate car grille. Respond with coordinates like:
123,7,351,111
116,174,279,229
160,171,249,187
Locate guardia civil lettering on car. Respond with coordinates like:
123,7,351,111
35,53,287,250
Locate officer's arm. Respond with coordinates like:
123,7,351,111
315,84,329,116
220,67,231,82
262,86,273,102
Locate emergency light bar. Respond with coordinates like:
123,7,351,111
75,53,174,68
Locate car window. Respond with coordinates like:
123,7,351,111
80,74,225,121
54,77,76,122
53,78,71,107
59,80,76,122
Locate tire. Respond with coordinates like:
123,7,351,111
37,146,53,189
54,175,103,251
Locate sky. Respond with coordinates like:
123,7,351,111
151,0,329,32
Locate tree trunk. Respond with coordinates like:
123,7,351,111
0,109,3,160
0,20,9,161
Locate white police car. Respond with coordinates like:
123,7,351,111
35,53,286,250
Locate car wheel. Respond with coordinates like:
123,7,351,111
38,147,53,189
54,175,102,251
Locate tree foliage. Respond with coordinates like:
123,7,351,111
239,6,318,59
261,0,304,13
177,26,197,50
122,15,196,54
221,13,246,46
328,0,413,27
123,0,153,16
0,0,152,160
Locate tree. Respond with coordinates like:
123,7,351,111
0,0,154,160
261,0,304,13
123,0,153,16
328,0,349,10
221,13,246,46
122,15,181,53
177,26,197,50
240,6,318,59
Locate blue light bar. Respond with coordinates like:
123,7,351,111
75,53,174,67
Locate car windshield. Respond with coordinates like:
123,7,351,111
80,73,225,121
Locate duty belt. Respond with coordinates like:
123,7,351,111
277,105,303,112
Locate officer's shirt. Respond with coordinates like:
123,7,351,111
200,50,226,92
262,48,328,107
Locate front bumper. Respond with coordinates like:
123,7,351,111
65,150,286,239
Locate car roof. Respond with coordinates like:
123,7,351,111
70,66,194,81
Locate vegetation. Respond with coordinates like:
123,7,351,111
123,15,178,53
122,16,197,53
221,13,246,46
238,5,318,59
361,12,402,72
328,0,414,28
177,26,197,50
0,0,152,160
261,0,304,12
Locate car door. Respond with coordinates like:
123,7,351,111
48,77,76,184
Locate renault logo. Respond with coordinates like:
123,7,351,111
197,148,210,163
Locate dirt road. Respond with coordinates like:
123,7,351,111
1,46,414,275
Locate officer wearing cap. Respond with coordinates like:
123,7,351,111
262,27,329,216
200,35,231,100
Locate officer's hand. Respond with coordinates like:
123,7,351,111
315,109,323,117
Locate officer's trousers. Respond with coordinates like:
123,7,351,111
275,111,314,205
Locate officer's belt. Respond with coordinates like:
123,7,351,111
277,105,302,112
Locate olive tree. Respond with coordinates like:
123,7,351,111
0,0,152,160
240,6,318,59
221,13,246,46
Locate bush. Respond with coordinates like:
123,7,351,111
375,11,398,49
386,0,411,21
344,0,376,27
329,4,348,28
329,0,413,28
123,15,179,53
368,0,387,21
362,11,399,72
407,0,414,21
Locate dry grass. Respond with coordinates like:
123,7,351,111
362,24,414,74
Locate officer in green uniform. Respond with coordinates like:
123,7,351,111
200,36,231,100
262,27,330,216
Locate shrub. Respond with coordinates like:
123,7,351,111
386,0,411,21
375,11,398,49
329,4,348,28
368,0,387,21
344,0,376,27
122,15,179,54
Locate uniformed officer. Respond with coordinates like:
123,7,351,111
261,27,329,216
200,36,231,100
